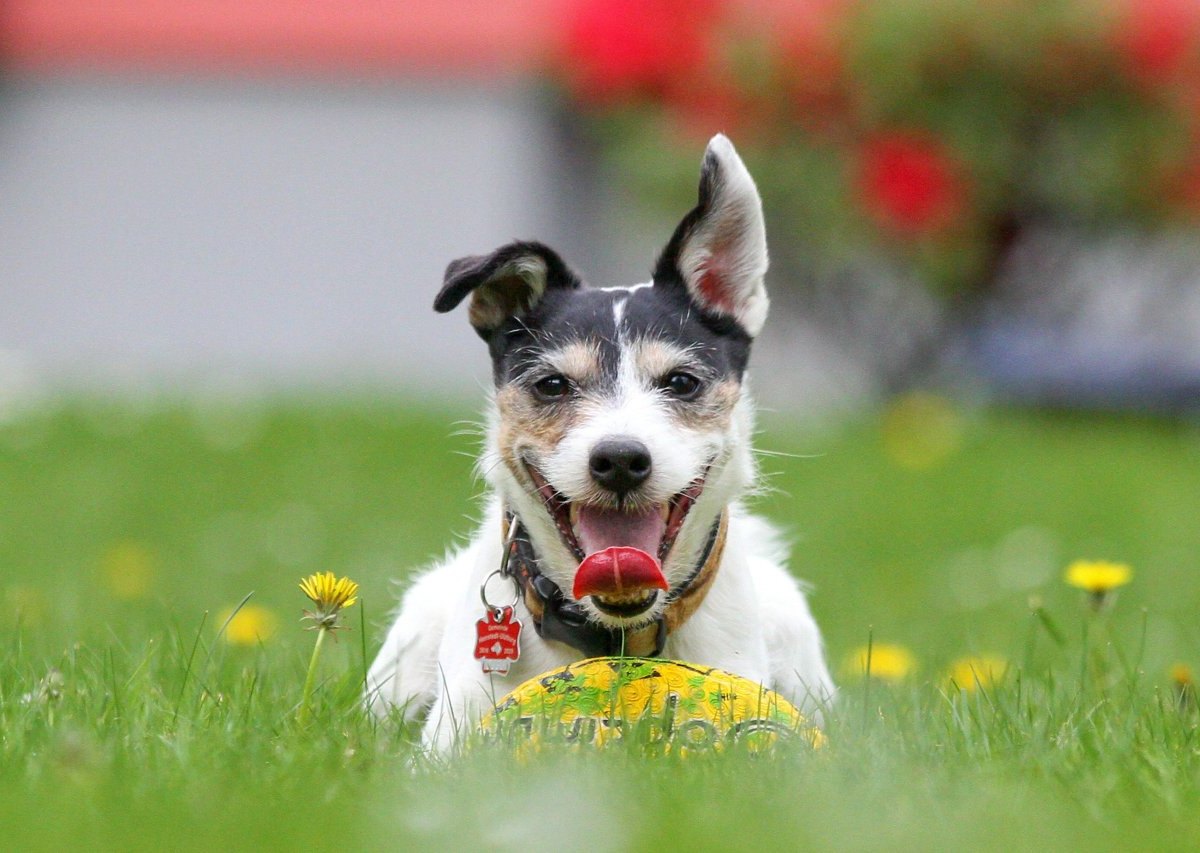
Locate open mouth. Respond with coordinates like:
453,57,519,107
524,461,707,617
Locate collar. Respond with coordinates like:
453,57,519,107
500,507,728,658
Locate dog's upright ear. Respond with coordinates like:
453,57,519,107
434,241,582,337
654,134,769,337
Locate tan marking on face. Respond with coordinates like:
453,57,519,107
495,383,577,480
495,341,603,484
630,338,693,383
627,338,741,430
672,378,741,431
543,340,605,389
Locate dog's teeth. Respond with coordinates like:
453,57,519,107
569,503,580,527
596,590,654,606
660,503,671,523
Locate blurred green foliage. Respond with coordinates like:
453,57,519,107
561,0,1200,294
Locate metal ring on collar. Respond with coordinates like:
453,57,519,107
479,568,520,618
498,517,521,578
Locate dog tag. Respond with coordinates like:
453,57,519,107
474,606,522,675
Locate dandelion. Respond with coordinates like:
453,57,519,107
1171,663,1195,711
300,572,359,631
1065,559,1132,610
1065,559,1131,593
844,643,917,683
219,604,279,646
880,392,964,472
297,571,359,725
99,541,156,600
947,655,1007,692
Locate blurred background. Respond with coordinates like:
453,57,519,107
2,0,1200,676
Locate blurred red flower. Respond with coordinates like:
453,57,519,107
1116,0,1200,87
666,77,754,143
856,133,966,236
561,0,724,106
775,0,851,129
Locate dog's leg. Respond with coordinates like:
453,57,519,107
751,557,837,723
365,551,467,722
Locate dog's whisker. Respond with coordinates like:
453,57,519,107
752,448,823,460
449,427,486,439
472,456,507,484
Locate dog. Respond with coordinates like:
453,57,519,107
366,134,834,749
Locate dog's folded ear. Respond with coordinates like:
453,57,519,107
434,241,582,336
654,134,769,337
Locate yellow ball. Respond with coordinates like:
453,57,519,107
479,656,824,755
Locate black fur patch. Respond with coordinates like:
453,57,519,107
488,279,751,390
433,241,582,337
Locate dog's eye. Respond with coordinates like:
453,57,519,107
532,374,573,401
661,372,702,400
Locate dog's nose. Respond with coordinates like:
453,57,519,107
589,438,652,496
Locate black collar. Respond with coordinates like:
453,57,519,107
502,512,722,658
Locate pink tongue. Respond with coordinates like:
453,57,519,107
576,504,666,557
573,505,667,599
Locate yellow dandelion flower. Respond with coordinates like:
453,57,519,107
947,655,1007,692
1171,663,1196,710
299,571,358,631
219,604,279,646
99,541,156,600
844,643,917,682
881,392,964,472
1065,560,1131,594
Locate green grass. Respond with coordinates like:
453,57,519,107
2,396,1199,850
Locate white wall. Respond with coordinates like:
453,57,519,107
0,76,654,401
0,75,887,414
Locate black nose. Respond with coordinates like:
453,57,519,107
589,438,652,496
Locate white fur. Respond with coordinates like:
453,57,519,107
598,281,653,293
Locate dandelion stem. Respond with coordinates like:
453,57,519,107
298,626,328,726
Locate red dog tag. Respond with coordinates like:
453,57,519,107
474,606,522,675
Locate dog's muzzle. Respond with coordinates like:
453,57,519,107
524,459,708,619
